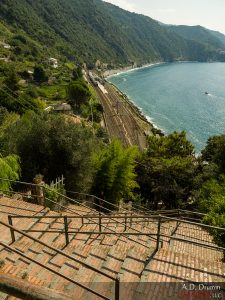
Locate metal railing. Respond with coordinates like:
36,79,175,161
0,220,119,300
7,214,157,245
0,178,212,258
155,214,225,253
0,177,206,220
0,178,159,249
7,213,225,254
1,178,222,254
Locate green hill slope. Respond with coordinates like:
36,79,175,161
208,29,225,47
168,25,225,49
0,0,225,65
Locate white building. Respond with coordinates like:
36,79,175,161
48,58,58,68
0,42,11,49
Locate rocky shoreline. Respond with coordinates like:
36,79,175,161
103,62,163,78
103,64,164,137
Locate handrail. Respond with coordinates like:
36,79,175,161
0,178,212,251
1,177,142,218
159,233,225,252
6,214,224,255
0,178,114,213
45,196,156,247
0,177,206,216
160,215,225,231
0,179,157,248
0,178,207,215
67,190,151,215
8,211,225,252
177,209,206,216
10,212,207,224
67,190,122,211
0,177,175,216
0,220,119,300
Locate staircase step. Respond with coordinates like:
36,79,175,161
0,292,8,300
48,244,93,291
63,245,110,297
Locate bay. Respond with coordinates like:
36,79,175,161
108,62,225,153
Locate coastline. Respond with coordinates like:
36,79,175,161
103,61,164,78
103,62,164,136
105,81,163,137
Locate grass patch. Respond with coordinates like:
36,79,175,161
37,84,67,100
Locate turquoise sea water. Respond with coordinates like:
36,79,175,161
108,62,225,152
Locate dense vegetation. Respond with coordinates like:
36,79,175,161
1,0,225,66
136,132,196,209
0,154,20,190
92,140,139,206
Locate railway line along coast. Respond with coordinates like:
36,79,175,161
88,71,159,150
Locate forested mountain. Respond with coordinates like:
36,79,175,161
0,0,225,65
208,29,225,47
168,25,225,51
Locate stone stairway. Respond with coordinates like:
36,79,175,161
0,196,224,300
136,247,225,300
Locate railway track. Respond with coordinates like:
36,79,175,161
93,81,147,149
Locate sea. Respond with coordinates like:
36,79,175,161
107,62,225,153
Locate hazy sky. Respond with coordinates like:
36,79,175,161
103,0,225,34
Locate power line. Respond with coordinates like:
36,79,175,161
2,85,39,111
0,86,34,112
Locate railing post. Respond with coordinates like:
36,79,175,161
64,216,69,246
99,213,102,233
8,216,15,243
124,213,127,232
130,212,132,227
43,186,46,208
156,215,161,251
177,209,180,227
115,276,120,300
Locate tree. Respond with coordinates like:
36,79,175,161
0,154,21,191
136,132,196,209
66,79,91,112
0,89,41,114
33,66,48,83
196,177,225,260
203,196,225,260
92,140,139,206
81,100,103,123
0,111,20,142
0,107,8,125
193,143,225,259
72,66,83,80
202,135,225,173
3,68,19,92
196,176,225,212
2,112,98,192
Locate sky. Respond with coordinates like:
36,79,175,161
103,0,225,34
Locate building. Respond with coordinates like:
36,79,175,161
0,42,11,49
52,103,72,115
48,57,58,68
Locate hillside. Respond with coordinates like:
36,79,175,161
168,24,225,50
209,29,225,47
0,0,225,66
